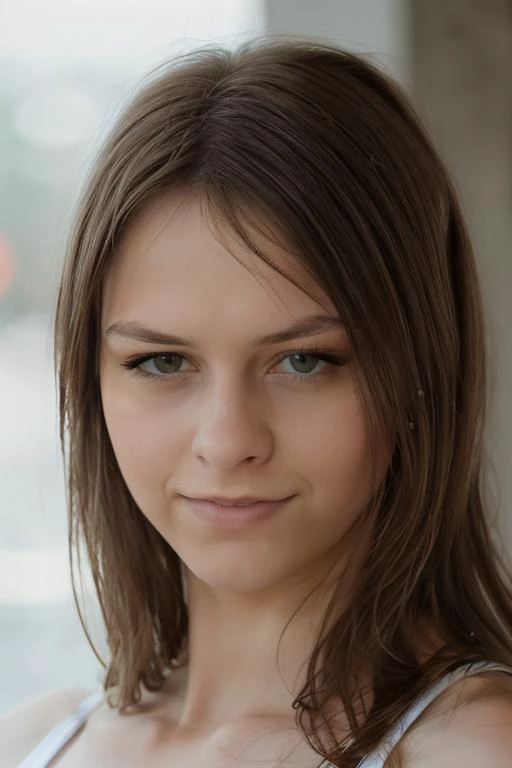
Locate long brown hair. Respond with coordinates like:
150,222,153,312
54,37,512,766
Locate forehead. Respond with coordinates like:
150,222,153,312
101,192,337,331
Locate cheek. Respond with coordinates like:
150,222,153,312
293,394,373,514
100,377,181,513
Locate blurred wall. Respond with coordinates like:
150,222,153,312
409,1,512,544
410,0,512,546
265,0,409,81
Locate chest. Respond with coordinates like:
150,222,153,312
49,717,329,768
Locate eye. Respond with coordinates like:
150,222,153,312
280,351,324,376
121,348,347,384
120,352,190,379
140,353,184,375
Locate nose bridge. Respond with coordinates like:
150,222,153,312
191,369,273,466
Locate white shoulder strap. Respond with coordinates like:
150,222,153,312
17,690,103,768
356,661,512,768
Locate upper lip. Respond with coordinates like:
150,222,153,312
182,494,291,504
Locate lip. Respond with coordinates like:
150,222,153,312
185,495,289,504
181,495,294,530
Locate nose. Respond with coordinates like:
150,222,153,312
191,379,274,469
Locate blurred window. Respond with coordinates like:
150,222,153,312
0,0,264,712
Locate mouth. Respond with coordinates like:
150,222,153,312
180,495,295,530
186,497,290,507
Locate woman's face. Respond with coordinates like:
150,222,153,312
100,192,381,594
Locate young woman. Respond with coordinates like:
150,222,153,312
4,36,512,768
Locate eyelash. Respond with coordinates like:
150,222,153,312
120,346,347,386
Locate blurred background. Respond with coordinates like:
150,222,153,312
1,0,511,713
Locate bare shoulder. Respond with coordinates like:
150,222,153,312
0,687,91,768
396,670,512,767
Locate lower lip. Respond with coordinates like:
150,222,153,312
181,496,293,530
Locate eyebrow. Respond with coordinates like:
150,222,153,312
104,314,346,348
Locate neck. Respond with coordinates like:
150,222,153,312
175,563,353,732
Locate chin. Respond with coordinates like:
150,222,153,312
182,547,293,594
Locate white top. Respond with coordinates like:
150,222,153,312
16,661,512,768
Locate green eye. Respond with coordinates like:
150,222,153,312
286,352,321,375
122,348,346,384
146,354,183,374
